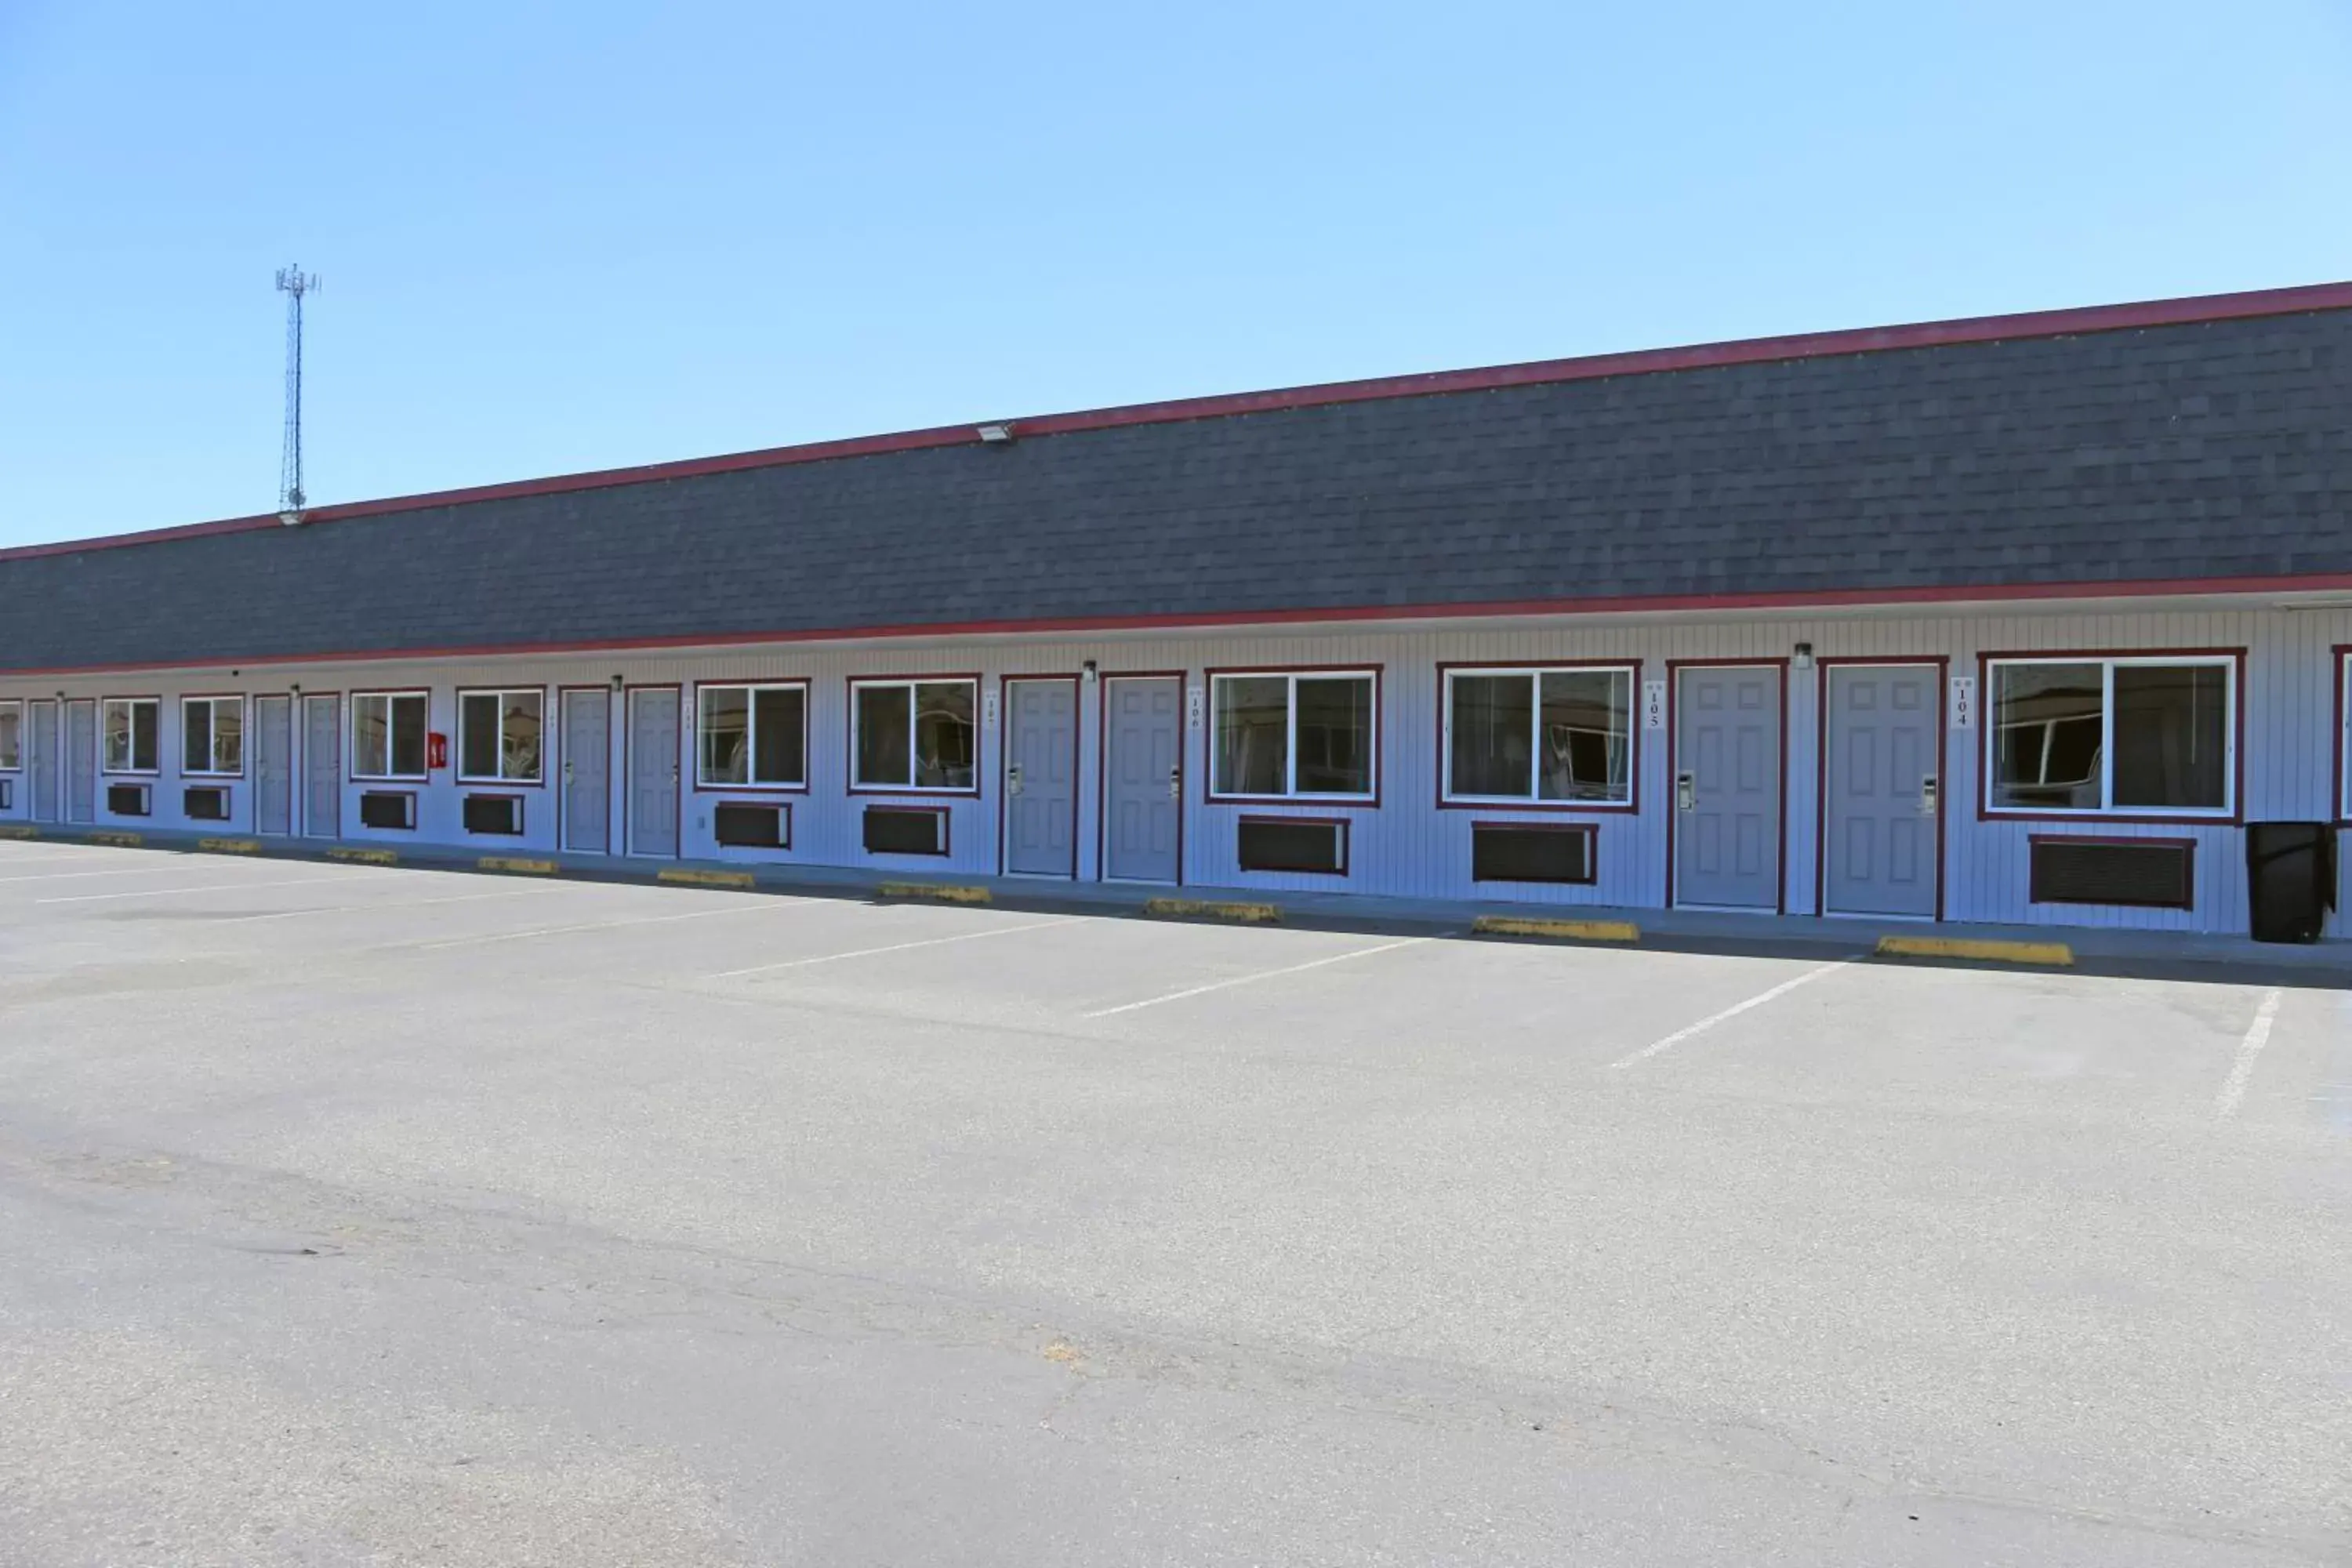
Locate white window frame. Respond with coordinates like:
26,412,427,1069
101,697,161,775
2341,649,2352,822
1984,654,2238,818
849,677,979,794
456,688,546,785
352,691,432,782
180,695,245,778
696,681,810,790
1207,669,1380,803
1440,663,1637,808
0,699,20,771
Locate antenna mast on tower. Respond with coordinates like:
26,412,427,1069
274,264,319,521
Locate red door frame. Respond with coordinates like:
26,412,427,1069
998,674,1081,878
1664,658,1791,913
1095,670,1187,887
1813,657,1949,922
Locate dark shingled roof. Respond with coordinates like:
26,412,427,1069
5,289,2350,674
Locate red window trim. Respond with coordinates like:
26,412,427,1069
1467,817,1599,886
845,673,984,798
99,695,163,778
2026,832,2199,911
688,678,811,795
349,688,434,784
1235,812,1352,877
1203,665,1383,807
1975,648,2246,826
862,800,953,857
1435,659,1640,815
454,685,550,788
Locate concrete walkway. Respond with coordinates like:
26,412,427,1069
6,820,2345,982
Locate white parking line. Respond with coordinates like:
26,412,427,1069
707,918,1072,979
1083,937,1431,1019
1609,960,1853,1069
402,898,819,951
211,886,575,925
0,863,272,884
2214,988,2285,1119
36,874,361,905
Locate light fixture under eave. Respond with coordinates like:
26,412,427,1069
975,422,1016,445
2277,597,2352,612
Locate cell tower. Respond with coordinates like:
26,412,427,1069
274,265,320,521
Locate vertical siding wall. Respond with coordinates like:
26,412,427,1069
6,604,2347,936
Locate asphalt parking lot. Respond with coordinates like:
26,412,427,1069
1,841,2346,1566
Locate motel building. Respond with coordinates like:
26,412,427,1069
2,281,2349,941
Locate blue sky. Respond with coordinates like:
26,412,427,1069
3,2,2348,548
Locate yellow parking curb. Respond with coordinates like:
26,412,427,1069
1472,915,1641,943
1875,935,2074,967
327,847,399,866
478,855,558,876
1143,897,1281,924
0,824,39,840
198,837,260,854
91,830,144,848
878,881,993,906
659,867,755,889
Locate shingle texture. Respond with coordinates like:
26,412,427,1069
7,309,2350,673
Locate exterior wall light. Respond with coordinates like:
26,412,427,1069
1793,643,1815,670
976,423,1015,445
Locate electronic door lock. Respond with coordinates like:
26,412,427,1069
1919,775,1939,816
1007,764,1024,796
1167,767,1181,800
1677,771,1696,811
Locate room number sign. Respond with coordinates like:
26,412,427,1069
1642,679,1667,730
1948,675,1976,730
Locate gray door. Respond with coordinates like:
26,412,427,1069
27,701,56,823
561,688,611,855
1103,676,1181,884
64,700,96,824
1674,665,1782,910
1824,663,1940,918
253,695,292,836
627,687,679,857
1004,679,1077,877
303,695,339,838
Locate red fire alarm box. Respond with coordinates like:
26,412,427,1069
427,732,448,771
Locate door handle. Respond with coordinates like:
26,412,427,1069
1167,767,1181,800
1676,771,1696,811
564,760,574,782
1919,775,1939,816
1007,764,1024,797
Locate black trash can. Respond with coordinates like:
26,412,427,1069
2245,822,2338,944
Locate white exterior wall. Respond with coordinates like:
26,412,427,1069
5,601,2346,936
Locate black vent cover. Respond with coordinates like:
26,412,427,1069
864,804,946,855
463,794,522,835
2030,838,2194,910
715,801,787,849
107,782,151,817
359,790,416,830
1472,822,1595,884
183,786,230,822
1237,817,1348,875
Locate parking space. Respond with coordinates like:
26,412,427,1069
2,840,2348,1565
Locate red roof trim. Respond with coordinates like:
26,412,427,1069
5,569,2350,679
6,278,2350,565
